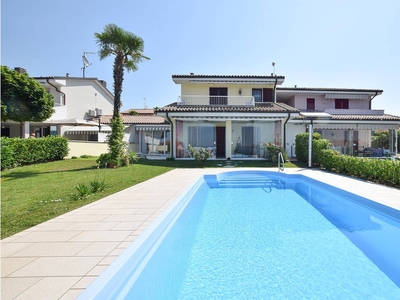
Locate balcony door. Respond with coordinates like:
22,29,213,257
210,88,227,105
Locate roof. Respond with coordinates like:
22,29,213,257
121,109,155,115
172,74,285,85
34,76,114,98
331,114,400,121
173,74,285,79
293,114,400,121
97,114,167,125
277,87,383,94
156,102,298,113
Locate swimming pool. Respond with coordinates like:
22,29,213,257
78,171,400,299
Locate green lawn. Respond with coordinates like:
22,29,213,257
1,158,305,239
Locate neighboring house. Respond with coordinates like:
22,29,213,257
156,74,400,159
1,69,114,140
96,109,170,156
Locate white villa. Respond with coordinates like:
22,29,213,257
155,74,400,159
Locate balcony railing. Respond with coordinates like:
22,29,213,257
177,95,254,106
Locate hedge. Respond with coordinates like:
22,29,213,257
318,149,400,188
295,132,330,164
0,136,69,170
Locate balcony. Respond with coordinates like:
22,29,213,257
177,95,254,106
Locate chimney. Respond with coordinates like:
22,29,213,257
99,80,107,88
14,67,27,74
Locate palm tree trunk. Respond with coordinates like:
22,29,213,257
113,53,125,118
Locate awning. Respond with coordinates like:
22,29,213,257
325,93,369,100
135,125,170,131
313,123,399,130
300,112,332,119
65,125,112,134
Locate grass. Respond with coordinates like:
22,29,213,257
1,158,305,239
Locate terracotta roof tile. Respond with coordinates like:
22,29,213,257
331,114,400,121
156,102,298,113
293,114,400,121
97,115,167,125
172,74,284,79
277,87,383,93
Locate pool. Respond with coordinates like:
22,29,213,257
78,171,400,299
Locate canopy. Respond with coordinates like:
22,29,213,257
43,118,99,126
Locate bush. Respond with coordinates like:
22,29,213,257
318,149,400,188
295,132,330,165
262,142,288,163
188,145,212,162
96,153,112,168
0,136,69,170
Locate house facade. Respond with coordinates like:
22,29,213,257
1,71,114,139
156,74,400,159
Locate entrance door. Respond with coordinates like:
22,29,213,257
216,127,225,158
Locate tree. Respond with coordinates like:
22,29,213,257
1,66,54,136
94,24,149,165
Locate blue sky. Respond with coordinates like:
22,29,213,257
2,0,400,116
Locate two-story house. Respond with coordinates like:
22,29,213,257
1,69,114,140
156,74,400,159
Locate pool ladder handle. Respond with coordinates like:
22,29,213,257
278,152,284,172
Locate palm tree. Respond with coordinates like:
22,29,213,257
95,24,149,165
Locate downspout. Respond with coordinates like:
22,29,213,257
369,91,379,110
283,112,291,155
165,112,174,158
46,78,66,105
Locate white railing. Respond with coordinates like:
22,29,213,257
177,95,254,106
278,152,285,172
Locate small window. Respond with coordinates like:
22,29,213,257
335,99,349,109
306,98,315,111
252,89,262,102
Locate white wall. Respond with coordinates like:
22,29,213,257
67,141,108,158
286,123,306,157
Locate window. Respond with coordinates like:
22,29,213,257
307,98,315,111
252,89,262,103
335,99,349,109
209,88,228,105
188,126,215,147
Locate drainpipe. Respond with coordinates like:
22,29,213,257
308,119,313,168
283,112,291,156
369,91,379,110
165,112,174,157
273,76,278,103
46,78,66,105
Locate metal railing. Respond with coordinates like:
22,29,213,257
278,152,285,172
177,95,254,106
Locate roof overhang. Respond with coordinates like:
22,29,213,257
300,112,332,119
173,75,285,85
158,111,297,121
135,124,170,131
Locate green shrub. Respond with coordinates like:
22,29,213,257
262,142,288,163
188,145,212,162
318,149,400,188
0,136,69,170
74,183,91,199
295,133,330,165
96,153,112,168
90,179,107,193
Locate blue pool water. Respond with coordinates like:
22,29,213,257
79,171,400,299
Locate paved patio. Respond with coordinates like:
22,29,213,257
2,168,400,299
